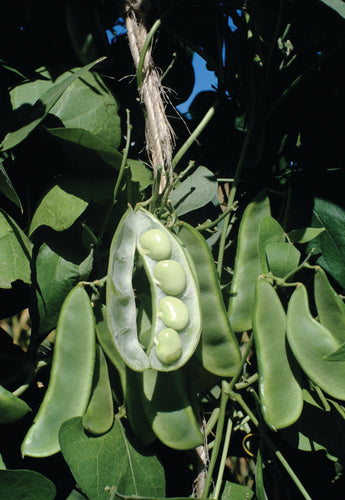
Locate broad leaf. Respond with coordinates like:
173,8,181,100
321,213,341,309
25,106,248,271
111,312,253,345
11,66,120,149
169,166,217,216
307,197,345,288
29,185,88,235
0,159,22,211
288,227,325,244
319,0,345,20
48,128,123,170
59,417,165,500
34,242,93,336
258,216,285,274
0,470,56,500
265,242,300,279
128,159,153,192
1,57,105,151
221,480,254,500
0,210,32,288
0,385,31,423
280,390,345,459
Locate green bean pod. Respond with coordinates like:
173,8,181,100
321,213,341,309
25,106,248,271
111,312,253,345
94,303,126,395
107,206,202,372
287,284,345,400
253,277,303,430
82,344,114,436
178,222,241,377
228,192,270,332
314,266,345,344
141,368,203,450
124,367,156,446
22,285,96,457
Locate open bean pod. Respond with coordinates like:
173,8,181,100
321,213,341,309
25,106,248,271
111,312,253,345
107,206,201,372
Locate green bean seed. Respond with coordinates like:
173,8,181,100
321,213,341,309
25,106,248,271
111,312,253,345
155,328,183,364
159,296,189,331
154,260,187,296
140,229,171,260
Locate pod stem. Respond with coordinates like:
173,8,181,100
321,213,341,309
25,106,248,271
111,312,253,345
171,102,219,170
202,380,229,499
212,414,233,500
97,109,132,244
227,390,312,500
216,117,256,279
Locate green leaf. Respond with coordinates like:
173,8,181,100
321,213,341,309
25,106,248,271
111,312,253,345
319,0,345,20
59,416,165,500
34,242,93,336
0,210,32,288
0,454,5,470
258,216,285,274
0,470,56,500
29,185,88,235
127,159,153,192
1,57,105,151
11,67,120,150
0,159,22,211
307,197,345,288
288,227,325,244
280,389,345,458
221,480,254,500
266,242,301,278
48,128,123,170
0,385,31,423
169,166,218,216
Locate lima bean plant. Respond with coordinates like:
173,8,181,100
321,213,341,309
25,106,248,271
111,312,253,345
1,1,345,499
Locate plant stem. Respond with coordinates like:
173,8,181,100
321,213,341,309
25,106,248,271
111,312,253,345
228,333,255,392
97,109,132,243
202,381,229,499
212,415,233,500
196,203,237,231
171,102,219,170
228,390,312,500
136,19,162,91
216,118,255,279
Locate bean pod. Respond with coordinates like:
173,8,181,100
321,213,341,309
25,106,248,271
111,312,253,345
253,277,303,430
82,344,114,436
287,284,345,401
22,285,96,457
107,206,201,372
178,221,241,377
228,192,270,332
141,368,203,450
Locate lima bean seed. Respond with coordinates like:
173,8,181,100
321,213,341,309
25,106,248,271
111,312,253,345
154,260,187,296
140,229,171,260
159,296,190,331
155,328,183,364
